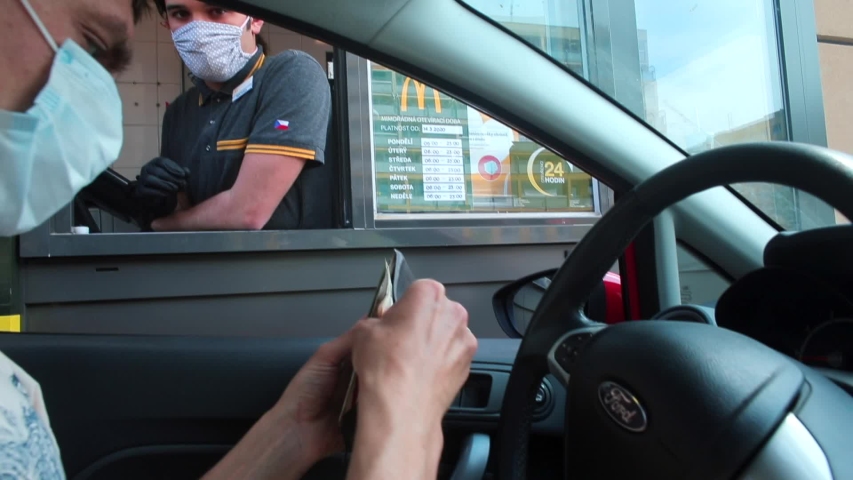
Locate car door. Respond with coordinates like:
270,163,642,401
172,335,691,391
0,332,570,479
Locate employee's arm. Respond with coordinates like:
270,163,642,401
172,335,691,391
151,153,306,231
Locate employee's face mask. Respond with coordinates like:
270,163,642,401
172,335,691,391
0,0,123,237
172,17,255,83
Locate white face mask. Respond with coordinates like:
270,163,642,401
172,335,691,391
172,17,255,82
0,0,123,237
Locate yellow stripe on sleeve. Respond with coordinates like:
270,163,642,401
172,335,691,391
216,138,250,151
217,138,249,146
244,145,317,160
245,150,316,161
245,144,316,156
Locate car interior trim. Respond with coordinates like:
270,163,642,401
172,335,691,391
737,413,832,480
653,210,683,310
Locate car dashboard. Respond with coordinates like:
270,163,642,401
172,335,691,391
715,226,853,375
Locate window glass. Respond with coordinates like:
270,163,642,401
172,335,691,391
464,0,840,231
479,1,585,77
634,0,786,152
677,245,730,307
369,63,597,216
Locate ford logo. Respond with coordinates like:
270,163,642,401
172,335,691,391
598,381,647,432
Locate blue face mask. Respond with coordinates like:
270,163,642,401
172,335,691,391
0,0,123,236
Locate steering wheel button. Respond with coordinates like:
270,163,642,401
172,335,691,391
556,352,572,370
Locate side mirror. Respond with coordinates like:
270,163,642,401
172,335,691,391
493,269,625,338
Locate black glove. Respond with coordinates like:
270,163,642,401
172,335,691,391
135,156,191,199
128,187,173,229
133,157,190,221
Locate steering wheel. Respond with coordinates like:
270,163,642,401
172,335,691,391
498,142,853,480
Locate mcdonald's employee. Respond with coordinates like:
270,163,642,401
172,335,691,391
135,0,331,231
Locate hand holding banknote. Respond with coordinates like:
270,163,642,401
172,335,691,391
347,279,478,480
202,259,475,480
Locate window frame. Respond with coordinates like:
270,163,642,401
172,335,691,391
19,48,612,259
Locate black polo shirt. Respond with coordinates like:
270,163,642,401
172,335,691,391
160,47,332,230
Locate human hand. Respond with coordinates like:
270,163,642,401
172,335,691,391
353,279,476,424
272,331,356,467
135,157,190,199
201,332,356,480
347,279,477,480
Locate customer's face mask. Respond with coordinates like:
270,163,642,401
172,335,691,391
0,0,123,237
172,17,255,83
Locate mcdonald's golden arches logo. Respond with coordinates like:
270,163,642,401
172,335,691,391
401,77,442,113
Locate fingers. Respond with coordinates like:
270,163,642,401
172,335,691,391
147,163,187,188
315,327,358,365
427,294,464,341
349,277,477,425
136,157,189,198
156,157,190,178
136,175,182,197
440,299,476,362
383,279,445,325
456,314,478,359
402,279,446,306
142,157,188,180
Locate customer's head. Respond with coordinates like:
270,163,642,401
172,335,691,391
2,0,150,112
0,0,150,237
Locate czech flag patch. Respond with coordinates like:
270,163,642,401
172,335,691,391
275,120,290,131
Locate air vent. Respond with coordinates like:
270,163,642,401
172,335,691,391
652,305,717,325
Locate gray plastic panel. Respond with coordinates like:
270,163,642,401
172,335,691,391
22,245,573,337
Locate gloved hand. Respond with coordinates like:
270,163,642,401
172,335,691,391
128,190,172,231
135,157,190,199
132,157,190,222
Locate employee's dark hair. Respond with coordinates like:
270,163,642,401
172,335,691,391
152,0,269,52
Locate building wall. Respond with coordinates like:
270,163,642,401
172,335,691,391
814,0,853,223
815,0,853,155
111,15,332,182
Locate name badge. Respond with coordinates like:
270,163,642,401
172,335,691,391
232,76,254,102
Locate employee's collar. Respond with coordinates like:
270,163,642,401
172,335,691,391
194,46,266,106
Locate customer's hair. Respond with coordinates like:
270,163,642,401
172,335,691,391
133,0,152,24
151,0,269,52
153,0,167,17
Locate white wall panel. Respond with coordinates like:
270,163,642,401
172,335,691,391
118,83,159,126
157,43,183,85
114,126,160,171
